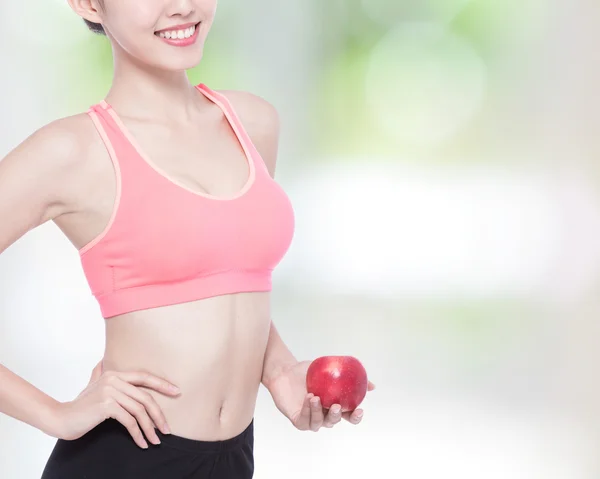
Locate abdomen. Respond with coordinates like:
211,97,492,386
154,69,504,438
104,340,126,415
102,291,271,440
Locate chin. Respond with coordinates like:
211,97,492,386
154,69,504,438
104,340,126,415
138,47,204,72
159,53,203,71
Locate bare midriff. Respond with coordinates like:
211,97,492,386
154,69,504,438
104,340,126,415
101,291,271,441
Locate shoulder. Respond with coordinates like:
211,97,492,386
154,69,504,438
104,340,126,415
22,114,87,158
4,112,101,218
215,89,280,178
25,110,108,167
215,89,279,133
5,113,93,181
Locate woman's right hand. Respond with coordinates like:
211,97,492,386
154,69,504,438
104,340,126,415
51,360,181,449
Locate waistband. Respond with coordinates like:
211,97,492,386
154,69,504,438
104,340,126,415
153,418,254,454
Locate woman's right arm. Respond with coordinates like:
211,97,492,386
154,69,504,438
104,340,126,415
0,120,88,434
0,120,180,448
0,119,82,256
0,120,84,436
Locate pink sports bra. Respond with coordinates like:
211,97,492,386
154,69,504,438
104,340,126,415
80,83,295,319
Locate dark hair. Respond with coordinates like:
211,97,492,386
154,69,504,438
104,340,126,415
84,19,106,35
83,0,106,35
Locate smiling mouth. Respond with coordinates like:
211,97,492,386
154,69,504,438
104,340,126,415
154,22,201,40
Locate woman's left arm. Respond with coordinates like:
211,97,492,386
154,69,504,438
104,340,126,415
260,320,298,388
220,90,375,430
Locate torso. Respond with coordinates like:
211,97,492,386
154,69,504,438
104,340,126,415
52,89,275,440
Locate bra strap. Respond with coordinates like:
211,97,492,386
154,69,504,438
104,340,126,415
195,83,270,177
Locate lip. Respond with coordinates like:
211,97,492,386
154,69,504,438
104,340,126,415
155,22,200,47
155,21,199,33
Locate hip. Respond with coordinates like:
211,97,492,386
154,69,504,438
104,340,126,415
40,417,254,479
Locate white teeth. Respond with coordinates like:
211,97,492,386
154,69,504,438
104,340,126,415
158,24,196,39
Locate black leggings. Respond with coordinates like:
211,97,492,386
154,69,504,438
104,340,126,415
40,417,254,479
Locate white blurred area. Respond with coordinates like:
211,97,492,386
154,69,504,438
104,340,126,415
2,0,600,478
283,161,600,300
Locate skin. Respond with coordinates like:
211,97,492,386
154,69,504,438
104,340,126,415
0,0,374,451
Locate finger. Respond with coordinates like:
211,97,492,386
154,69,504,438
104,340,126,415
342,408,364,424
323,404,342,427
111,389,161,446
113,379,171,435
309,396,324,431
298,393,313,428
367,381,376,391
106,402,148,449
115,370,180,397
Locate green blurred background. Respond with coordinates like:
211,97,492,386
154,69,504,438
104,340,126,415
1,0,600,477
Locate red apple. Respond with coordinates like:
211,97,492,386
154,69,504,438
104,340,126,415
306,356,368,412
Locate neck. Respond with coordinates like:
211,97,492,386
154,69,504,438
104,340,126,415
104,49,202,123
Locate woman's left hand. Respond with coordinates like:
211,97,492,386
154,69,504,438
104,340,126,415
265,360,375,431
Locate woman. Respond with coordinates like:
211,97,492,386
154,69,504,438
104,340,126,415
0,1,375,478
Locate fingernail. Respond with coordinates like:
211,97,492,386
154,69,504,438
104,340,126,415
163,424,171,434
332,406,341,414
356,413,363,419
169,384,180,392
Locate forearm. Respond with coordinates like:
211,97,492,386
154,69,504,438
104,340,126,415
0,362,61,437
261,320,298,388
